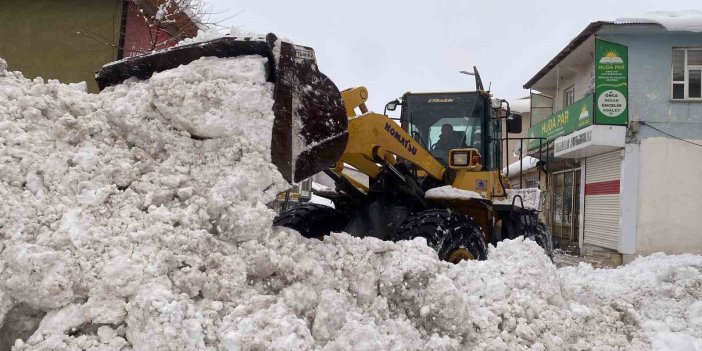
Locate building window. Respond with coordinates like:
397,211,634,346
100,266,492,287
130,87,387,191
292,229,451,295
672,48,702,100
563,85,575,107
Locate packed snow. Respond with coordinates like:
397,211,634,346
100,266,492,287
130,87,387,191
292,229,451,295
502,156,540,177
1,55,702,351
425,186,483,201
493,188,542,211
616,10,702,32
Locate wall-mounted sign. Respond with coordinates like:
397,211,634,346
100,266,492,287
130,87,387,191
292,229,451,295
554,125,626,159
527,94,593,149
595,40,628,125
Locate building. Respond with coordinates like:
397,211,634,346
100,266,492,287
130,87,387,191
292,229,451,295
0,0,199,92
522,17,702,263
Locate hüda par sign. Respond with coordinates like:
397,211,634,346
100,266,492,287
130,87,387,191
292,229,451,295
595,40,628,125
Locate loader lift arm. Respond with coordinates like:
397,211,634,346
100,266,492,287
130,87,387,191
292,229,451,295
338,87,446,184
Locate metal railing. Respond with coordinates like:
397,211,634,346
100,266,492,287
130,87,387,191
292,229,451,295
492,136,549,189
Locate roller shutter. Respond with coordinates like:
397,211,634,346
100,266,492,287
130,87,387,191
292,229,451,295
583,150,622,250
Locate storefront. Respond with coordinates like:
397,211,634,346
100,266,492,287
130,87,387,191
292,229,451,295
521,20,702,261
523,34,630,254
553,125,626,250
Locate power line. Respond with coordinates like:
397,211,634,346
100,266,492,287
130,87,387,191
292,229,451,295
639,121,702,148
639,120,702,125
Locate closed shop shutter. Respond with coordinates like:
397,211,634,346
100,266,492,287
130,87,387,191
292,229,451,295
584,150,622,250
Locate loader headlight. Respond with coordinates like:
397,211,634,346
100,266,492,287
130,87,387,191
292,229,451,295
448,149,483,170
450,151,469,167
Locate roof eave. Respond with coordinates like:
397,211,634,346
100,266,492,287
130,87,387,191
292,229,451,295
523,21,611,90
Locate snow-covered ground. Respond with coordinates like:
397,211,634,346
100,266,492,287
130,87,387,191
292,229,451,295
1,55,702,350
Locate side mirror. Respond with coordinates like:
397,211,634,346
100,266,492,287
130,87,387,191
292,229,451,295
384,99,400,114
507,114,522,134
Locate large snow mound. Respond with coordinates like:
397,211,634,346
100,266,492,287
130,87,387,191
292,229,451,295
1,55,702,350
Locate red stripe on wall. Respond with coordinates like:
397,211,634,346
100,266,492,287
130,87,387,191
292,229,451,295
585,180,620,196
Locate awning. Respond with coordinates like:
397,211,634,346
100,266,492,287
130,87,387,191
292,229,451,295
554,125,626,159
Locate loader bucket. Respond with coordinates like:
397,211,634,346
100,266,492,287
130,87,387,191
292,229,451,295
95,33,348,183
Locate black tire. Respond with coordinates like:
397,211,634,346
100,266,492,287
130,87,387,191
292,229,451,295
392,209,488,262
525,221,554,259
273,203,348,238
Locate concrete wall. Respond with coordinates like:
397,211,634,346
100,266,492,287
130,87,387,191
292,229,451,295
555,63,594,112
635,137,702,255
598,26,702,140
0,0,123,92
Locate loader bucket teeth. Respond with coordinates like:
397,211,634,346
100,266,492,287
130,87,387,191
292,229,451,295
95,33,348,184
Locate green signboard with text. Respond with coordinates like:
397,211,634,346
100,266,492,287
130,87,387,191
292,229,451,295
527,94,593,149
595,39,628,125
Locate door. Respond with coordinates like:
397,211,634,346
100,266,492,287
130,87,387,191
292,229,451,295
550,169,580,242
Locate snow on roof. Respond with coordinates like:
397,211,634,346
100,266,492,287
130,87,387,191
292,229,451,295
510,98,531,114
616,10,702,32
502,156,540,176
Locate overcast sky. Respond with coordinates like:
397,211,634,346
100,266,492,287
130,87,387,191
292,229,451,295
204,0,700,112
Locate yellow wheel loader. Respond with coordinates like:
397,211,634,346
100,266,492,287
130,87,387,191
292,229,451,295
96,35,552,263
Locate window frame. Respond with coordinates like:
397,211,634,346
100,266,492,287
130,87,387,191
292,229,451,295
672,48,702,101
563,85,575,107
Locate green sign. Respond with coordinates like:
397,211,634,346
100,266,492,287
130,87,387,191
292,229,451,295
527,94,593,149
595,40,628,125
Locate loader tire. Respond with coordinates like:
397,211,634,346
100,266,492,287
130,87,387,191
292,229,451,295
392,209,487,262
524,221,554,259
274,203,347,239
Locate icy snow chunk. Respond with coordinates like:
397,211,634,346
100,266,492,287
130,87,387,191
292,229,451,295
148,55,275,140
651,332,702,351
81,296,127,325
218,302,314,351
0,244,80,310
27,303,87,344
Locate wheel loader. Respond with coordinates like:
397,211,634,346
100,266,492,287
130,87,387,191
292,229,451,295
96,34,552,263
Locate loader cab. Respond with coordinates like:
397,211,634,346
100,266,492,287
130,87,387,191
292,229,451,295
398,91,501,170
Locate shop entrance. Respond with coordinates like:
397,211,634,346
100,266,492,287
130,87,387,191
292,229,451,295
549,169,581,244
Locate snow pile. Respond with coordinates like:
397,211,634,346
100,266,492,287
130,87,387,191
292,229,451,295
617,10,702,32
493,188,542,211
425,185,482,200
2,54,702,351
503,156,540,177
559,254,702,350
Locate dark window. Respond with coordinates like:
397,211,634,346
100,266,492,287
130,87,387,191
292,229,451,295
690,70,701,98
